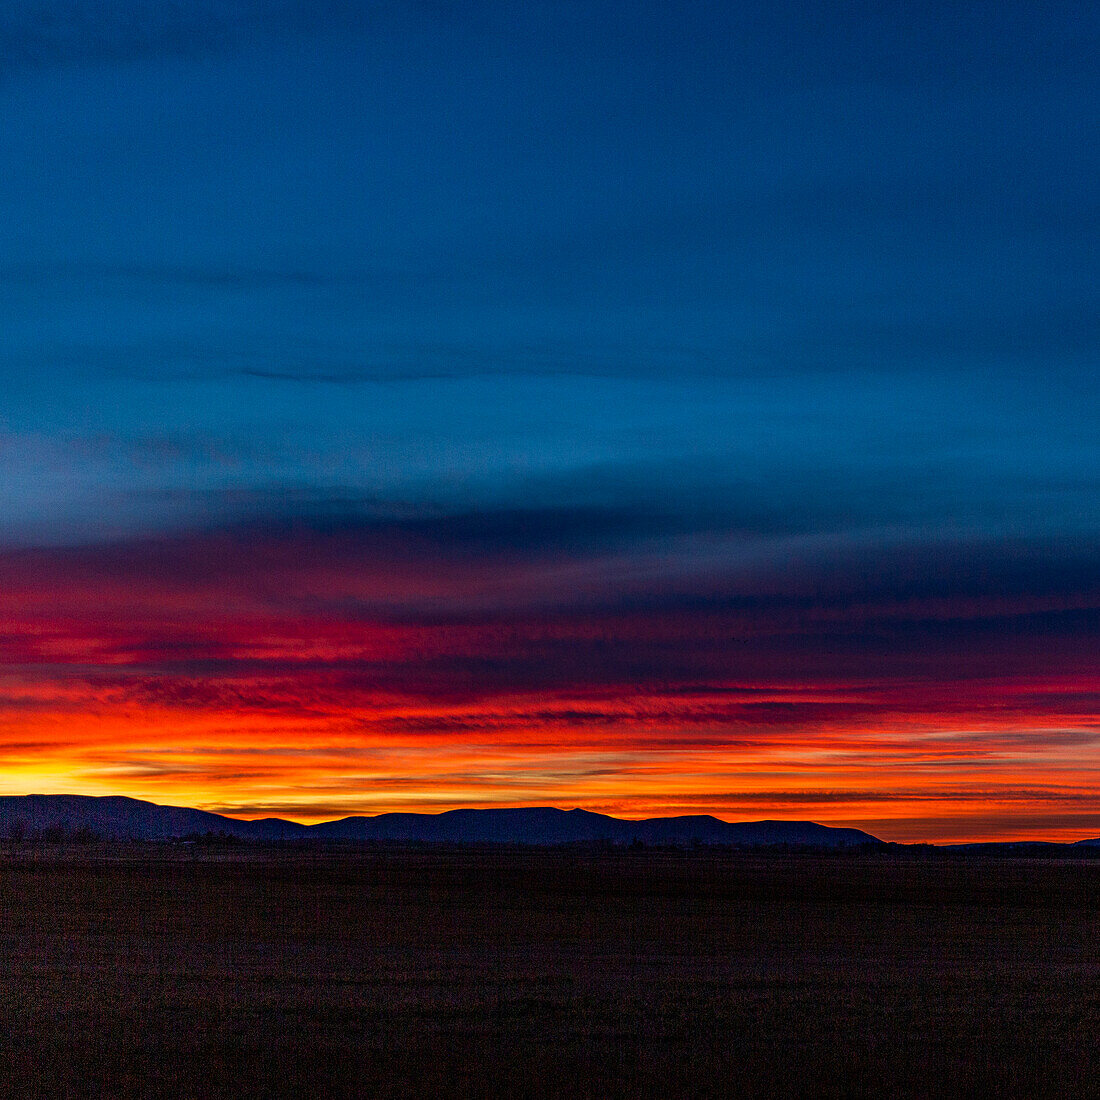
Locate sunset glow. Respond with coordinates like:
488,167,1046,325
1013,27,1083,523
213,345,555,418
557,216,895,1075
2,522,1096,842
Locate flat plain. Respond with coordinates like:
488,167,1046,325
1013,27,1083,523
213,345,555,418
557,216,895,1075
1,845,1098,1099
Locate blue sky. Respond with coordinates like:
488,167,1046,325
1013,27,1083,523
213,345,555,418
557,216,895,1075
1,0,1096,549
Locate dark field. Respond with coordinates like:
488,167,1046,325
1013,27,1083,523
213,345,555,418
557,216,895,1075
2,847,1098,1099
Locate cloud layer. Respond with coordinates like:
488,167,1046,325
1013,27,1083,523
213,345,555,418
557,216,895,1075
2,510,1096,841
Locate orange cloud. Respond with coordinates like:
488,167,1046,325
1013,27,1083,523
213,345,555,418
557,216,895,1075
1,525,1097,842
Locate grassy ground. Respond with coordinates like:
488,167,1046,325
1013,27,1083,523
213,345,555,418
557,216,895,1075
1,845,1098,1098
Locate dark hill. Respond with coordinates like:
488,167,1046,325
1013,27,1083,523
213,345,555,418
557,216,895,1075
0,795,882,847
0,795,307,841
307,807,881,847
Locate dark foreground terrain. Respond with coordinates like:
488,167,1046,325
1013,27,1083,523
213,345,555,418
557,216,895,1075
1,846,1098,1099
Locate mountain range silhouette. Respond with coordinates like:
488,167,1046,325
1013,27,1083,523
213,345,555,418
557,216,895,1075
5,796,1097,848
0,795,884,847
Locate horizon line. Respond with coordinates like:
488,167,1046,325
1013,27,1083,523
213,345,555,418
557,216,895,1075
5,792,1100,847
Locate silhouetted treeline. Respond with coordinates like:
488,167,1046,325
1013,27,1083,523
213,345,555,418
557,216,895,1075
6,821,101,844
179,830,243,847
5,822,1098,858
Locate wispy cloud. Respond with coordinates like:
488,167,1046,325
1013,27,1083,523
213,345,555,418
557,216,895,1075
0,505,1096,839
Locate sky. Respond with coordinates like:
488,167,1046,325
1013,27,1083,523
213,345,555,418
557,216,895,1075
1,0,1097,842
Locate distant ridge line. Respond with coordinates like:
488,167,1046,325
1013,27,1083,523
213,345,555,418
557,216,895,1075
0,794,883,847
